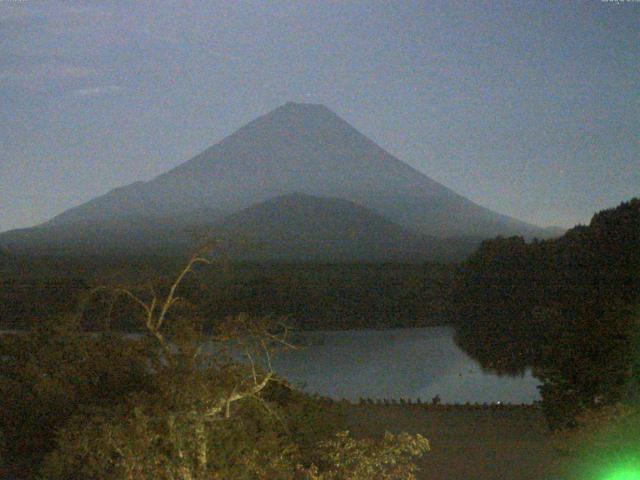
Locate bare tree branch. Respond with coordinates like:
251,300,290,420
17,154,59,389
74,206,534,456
204,371,274,419
157,252,211,331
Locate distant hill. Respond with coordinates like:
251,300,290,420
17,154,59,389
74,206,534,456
0,102,554,261
213,193,479,262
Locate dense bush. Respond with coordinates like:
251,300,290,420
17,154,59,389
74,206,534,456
302,430,429,480
0,314,151,478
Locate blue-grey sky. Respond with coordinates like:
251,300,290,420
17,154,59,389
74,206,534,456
1,0,638,232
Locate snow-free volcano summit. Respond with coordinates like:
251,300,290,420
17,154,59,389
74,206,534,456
0,102,554,261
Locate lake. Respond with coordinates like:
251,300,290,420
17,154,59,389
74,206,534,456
271,327,540,404
1,326,541,404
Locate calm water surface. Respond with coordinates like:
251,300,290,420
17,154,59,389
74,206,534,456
271,327,540,404
1,327,540,404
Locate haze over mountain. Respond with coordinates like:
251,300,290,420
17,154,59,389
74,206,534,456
0,102,554,260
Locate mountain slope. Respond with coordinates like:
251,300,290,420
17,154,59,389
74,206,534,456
212,193,478,262
0,208,224,256
0,193,478,261
39,102,547,239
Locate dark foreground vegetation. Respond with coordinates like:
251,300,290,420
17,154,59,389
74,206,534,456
0,252,429,479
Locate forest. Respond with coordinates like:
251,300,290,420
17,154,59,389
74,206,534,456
453,198,640,428
0,260,454,331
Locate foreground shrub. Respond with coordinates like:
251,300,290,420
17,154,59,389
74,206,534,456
298,430,430,480
42,401,301,479
0,315,150,479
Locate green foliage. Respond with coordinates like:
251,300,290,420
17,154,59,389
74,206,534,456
299,430,430,480
37,316,425,480
0,276,87,329
453,236,546,374
453,198,640,428
0,428,5,478
40,397,302,479
1,261,455,331
0,314,151,479
534,304,637,429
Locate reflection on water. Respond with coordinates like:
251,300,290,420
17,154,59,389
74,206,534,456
272,327,540,404
1,327,539,404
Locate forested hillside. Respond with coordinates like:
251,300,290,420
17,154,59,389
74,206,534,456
453,198,640,427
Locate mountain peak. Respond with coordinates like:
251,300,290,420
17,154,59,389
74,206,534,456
265,101,336,123
6,103,550,247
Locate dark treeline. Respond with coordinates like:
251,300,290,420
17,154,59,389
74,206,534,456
0,259,455,331
453,198,640,427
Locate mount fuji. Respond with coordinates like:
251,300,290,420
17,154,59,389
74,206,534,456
0,102,552,261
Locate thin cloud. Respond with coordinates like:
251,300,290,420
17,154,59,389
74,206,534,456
72,85,124,97
0,63,95,82
0,63,98,95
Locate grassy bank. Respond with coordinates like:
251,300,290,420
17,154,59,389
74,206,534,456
345,404,561,480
